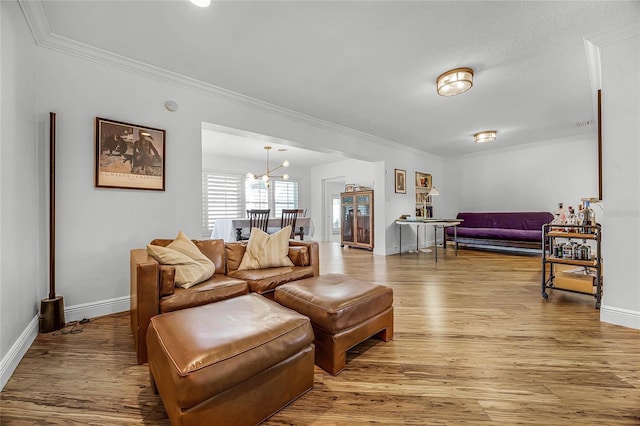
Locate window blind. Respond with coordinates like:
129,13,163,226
202,172,242,238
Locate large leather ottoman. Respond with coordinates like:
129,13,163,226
275,273,393,375
146,293,315,426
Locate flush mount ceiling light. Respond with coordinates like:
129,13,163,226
190,0,211,7
246,146,290,187
436,67,474,97
474,131,497,144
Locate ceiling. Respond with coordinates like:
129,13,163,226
37,1,640,159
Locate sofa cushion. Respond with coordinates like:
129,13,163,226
226,242,247,272
229,266,315,296
194,239,226,274
445,212,553,242
288,246,310,267
149,237,226,274
159,265,176,297
238,226,294,271
159,275,249,313
147,231,215,289
454,227,542,242
454,212,553,230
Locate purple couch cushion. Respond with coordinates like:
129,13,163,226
446,212,553,241
453,227,542,242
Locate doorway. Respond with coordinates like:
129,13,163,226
323,177,345,243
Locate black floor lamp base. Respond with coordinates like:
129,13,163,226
39,296,65,333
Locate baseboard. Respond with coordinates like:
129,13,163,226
64,295,130,323
0,315,39,390
600,304,640,330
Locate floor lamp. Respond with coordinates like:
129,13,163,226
39,112,65,333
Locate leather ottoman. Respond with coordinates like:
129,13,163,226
146,293,315,426
275,273,393,375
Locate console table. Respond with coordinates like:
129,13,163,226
395,218,461,261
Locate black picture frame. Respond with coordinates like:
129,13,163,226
95,117,166,191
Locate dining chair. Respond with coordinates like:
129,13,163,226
238,209,270,240
280,209,299,239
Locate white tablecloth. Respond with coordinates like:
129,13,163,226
211,217,315,242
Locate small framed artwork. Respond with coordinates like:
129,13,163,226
345,184,355,192
95,117,166,191
394,169,406,194
415,171,432,190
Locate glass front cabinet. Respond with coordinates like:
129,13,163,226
340,190,374,251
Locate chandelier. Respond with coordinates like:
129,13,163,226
246,146,290,186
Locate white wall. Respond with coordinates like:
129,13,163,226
444,135,599,217
34,27,442,317
310,151,445,255
0,0,42,389
598,28,640,328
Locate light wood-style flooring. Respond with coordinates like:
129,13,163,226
2,243,640,425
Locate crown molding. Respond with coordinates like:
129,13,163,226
583,18,639,122
17,0,50,44
17,0,436,161
584,17,640,48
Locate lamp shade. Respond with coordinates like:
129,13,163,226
436,67,474,96
474,131,497,144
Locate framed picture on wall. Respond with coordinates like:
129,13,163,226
95,117,166,191
415,171,432,190
394,169,406,194
345,183,355,192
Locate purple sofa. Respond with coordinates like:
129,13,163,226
445,212,554,250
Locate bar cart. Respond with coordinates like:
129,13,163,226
541,223,602,309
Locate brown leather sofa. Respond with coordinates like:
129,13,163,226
131,238,319,364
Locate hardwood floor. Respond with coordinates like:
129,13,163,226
2,243,639,425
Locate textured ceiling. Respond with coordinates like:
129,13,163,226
38,1,640,158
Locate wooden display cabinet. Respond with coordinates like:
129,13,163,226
340,190,374,250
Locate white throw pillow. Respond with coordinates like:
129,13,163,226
147,230,215,289
237,226,294,271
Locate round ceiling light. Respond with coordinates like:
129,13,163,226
436,67,474,97
190,0,211,7
474,131,497,144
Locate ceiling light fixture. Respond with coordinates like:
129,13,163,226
436,67,474,97
190,0,211,7
474,131,497,144
246,146,290,186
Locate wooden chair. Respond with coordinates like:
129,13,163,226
280,209,299,239
238,209,270,240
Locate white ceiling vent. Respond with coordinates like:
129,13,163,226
574,120,593,127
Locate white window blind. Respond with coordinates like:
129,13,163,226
245,179,269,211
273,180,298,217
202,172,242,238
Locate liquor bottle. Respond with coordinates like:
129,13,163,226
562,239,574,259
577,204,585,233
553,242,562,258
584,201,596,233
555,203,567,224
567,206,575,226
579,239,591,260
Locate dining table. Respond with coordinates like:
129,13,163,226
211,217,315,242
